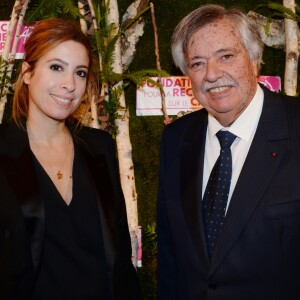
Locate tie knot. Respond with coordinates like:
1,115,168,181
216,130,236,149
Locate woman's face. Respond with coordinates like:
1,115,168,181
23,40,89,124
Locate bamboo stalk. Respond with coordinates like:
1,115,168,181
87,0,103,72
107,0,139,268
283,0,299,96
0,0,30,123
78,0,88,33
150,2,172,125
1,1,20,63
78,0,100,129
7,0,30,74
86,0,109,128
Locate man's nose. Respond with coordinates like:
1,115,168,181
205,59,223,82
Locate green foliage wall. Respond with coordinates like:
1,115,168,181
0,0,293,299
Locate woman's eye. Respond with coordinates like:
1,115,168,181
50,64,62,71
77,70,88,78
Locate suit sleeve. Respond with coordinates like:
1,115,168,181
157,129,176,300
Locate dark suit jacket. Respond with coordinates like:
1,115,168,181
157,86,300,300
0,122,141,300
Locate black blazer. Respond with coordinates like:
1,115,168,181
157,86,300,300
0,122,141,300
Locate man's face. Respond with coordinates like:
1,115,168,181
186,18,258,127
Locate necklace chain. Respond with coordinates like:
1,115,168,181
56,135,72,180
28,128,73,181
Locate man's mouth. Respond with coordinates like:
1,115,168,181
209,86,230,93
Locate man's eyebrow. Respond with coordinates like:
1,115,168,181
215,47,238,54
189,47,238,61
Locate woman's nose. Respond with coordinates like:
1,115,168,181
61,73,75,92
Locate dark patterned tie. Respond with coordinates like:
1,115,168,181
202,130,237,259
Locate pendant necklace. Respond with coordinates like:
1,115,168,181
28,128,73,181
56,134,72,180
57,170,64,180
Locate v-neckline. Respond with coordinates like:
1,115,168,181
31,147,77,206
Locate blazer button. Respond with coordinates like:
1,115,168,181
208,282,217,290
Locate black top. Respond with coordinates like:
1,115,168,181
31,145,111,300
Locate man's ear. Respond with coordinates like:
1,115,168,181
251,59,259,77
22,62,31,84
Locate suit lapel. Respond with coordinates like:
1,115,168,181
0,123,44,273
180,110,210,262
209,88,289,275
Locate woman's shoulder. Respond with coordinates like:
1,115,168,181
74,125,115,154
76,125,112,141
0,122,28,154
0,123,10,136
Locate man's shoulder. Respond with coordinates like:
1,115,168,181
262,85,300,104
160,109,208,148
164,108,207,133
261,85,300,116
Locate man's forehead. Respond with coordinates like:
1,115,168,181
192,18,236,36
188,22,242,50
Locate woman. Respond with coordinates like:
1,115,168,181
0,18,141,300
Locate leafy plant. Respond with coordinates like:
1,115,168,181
24,0,82,22
88,0,168,131
0,57,13,98
143,223,157,256
255,2,300,23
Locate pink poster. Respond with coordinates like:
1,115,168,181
258,76,281,92
137,76,282,116
137,225,142,267
0,21,35,59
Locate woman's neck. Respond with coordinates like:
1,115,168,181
26,117,68,146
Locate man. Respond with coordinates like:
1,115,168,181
157,4,300,300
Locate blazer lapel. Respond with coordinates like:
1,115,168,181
180,110,210,263
75,136,116,277
0,123,44,273
209,88,289,275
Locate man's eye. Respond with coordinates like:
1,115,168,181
189,61,204,70
77,70,88,78
222,54,233,61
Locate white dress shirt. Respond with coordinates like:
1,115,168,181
202,84,264,213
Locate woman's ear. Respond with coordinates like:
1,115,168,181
22,62,31,84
